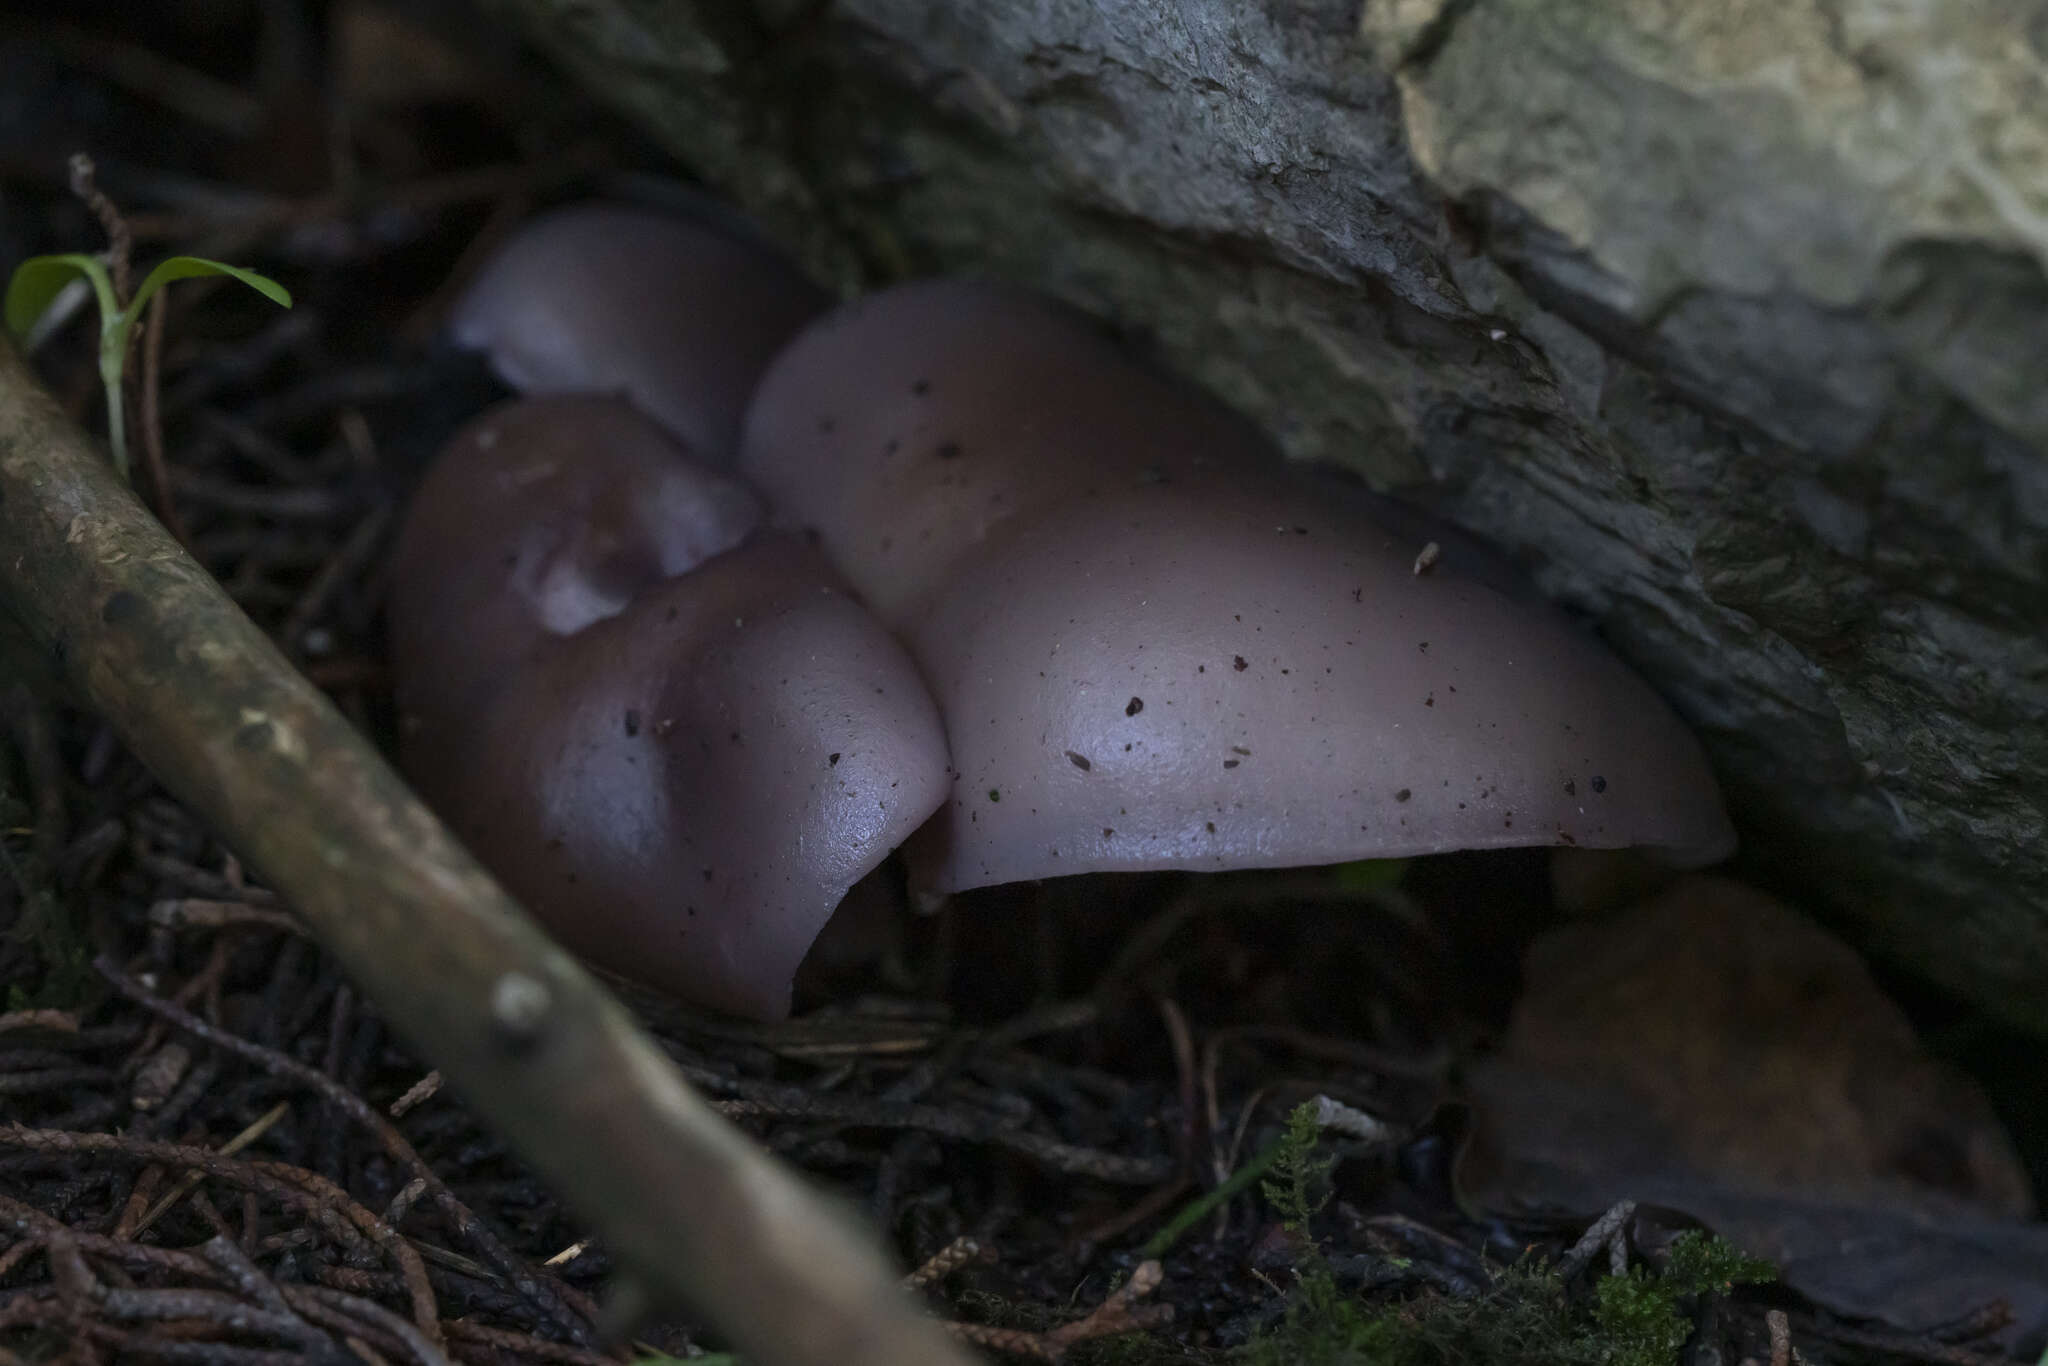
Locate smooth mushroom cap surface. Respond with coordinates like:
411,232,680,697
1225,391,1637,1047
388,395,761,775
738,278,1278,625
448,202,830,461
904,475,1736,893
387,397,949,1018
429,536,952,1018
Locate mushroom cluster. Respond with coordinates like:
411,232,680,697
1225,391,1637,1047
392,205,945,1018
389,200,1737,1019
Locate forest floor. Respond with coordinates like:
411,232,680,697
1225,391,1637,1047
0,5,2033,1365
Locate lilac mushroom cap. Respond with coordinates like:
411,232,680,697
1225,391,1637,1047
903,474,1737,893
388,395,762,778
442,536,952,1017
388,396,950,1017
738,279,1277,625
448,202,829,461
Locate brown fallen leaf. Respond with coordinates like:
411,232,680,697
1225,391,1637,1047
1462,875,2046,1345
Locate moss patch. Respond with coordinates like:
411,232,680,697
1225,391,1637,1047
1244,1103,1775,1366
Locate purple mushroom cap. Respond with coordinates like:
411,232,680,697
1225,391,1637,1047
388,395,762,778
903,474,1737,892
388,396,951,1017
738,278,1275,625
448,202,829,462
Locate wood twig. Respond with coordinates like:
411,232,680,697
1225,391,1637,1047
67,153,131,304
0,337,967,1366
98,959,591,1345
941,1260,1171,1362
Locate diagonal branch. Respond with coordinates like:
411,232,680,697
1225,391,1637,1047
0,338,968,1366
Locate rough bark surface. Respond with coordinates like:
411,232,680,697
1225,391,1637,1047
485,0,2048,1030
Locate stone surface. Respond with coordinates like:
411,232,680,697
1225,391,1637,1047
483,0,2048,1029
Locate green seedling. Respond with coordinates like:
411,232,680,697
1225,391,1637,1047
4,252,291,480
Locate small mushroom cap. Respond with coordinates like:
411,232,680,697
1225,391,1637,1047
387,397,949,1017
388,396,761,772
904,476,1736,892
738,278,1276,625
432,535,951,1018
448,202,829,460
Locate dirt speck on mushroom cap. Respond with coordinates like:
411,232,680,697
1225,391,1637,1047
903,476,1735,893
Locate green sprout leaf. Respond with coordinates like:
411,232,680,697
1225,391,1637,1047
128,255,292,322
4,253,115,340
4,251,289,481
